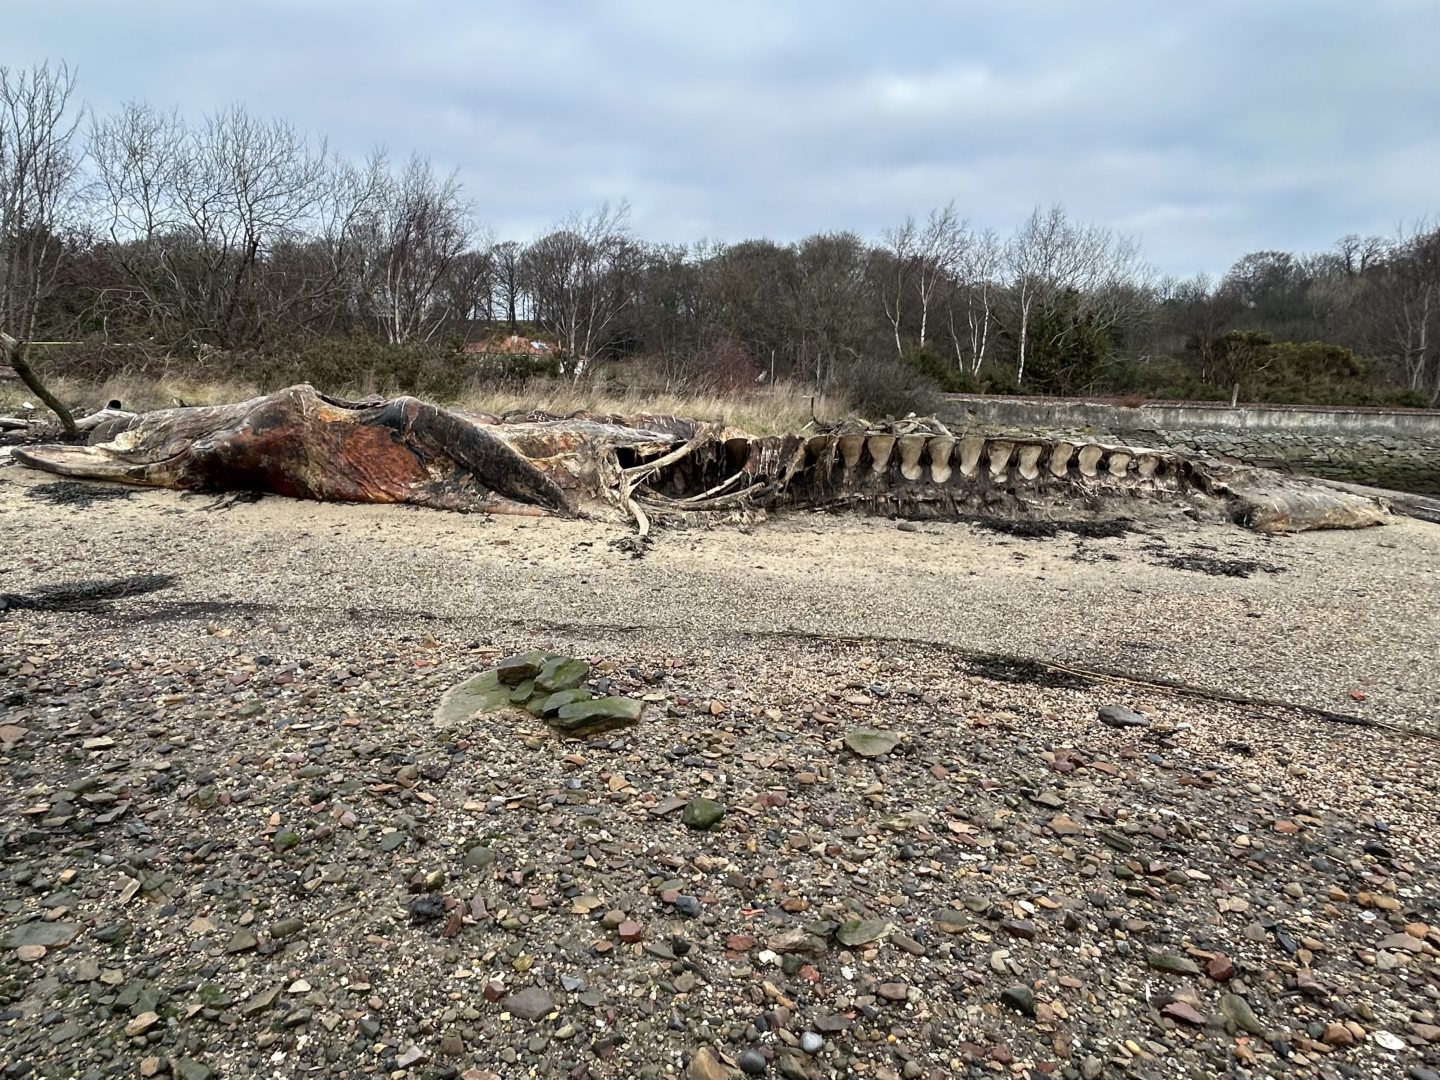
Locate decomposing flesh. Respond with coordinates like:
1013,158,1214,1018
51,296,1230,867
12,384,1389,535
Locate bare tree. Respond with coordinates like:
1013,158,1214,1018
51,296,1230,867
490,240,525,332
354,154,473,344
0,61,84,435
91,102,331,347
875,216,916,358
948,226,1001,376
1362,220,1440,398
1003,204,1151,386
912,202,966,350
522,201,640,375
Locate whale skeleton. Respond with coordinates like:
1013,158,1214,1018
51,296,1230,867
12,384,1390,536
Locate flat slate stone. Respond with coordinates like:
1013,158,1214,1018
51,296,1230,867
1,922,80,949
549,696,643,738
529,688,593,717
536,657,590,693
844,728,900,758
496,651,553,686
433,671,508,725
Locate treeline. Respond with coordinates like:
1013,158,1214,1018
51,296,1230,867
3,61,1438,426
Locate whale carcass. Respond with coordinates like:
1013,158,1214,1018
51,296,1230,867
12,384,1390,535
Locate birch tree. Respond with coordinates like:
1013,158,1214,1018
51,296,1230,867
0,61,84,435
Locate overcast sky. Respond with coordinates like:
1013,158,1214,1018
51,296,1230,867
5,0,1436,277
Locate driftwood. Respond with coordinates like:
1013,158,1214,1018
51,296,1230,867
12,383,1392,535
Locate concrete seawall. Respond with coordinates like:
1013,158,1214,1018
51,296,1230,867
944,396,1440,495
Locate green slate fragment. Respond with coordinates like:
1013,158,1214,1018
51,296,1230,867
528,688,594,717
433,670,507,725
536,657,591,693
836,918,890,947
549,696,644,737
681,797,726,830
509,679,536,704
844,728,900,758
495,651,552,686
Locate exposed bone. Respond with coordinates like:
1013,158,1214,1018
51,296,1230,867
958,435,985,478
928,436,955,484
867,435,896,475
897,435,927,481
10,384,1392,536
1016,443,1044,481
987,439,1014,480
1050,441,1075,477
1077,444,1105,478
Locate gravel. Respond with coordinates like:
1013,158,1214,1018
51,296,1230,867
1,468,1438,1079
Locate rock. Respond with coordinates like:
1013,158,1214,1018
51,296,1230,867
800,1032,824,1054
529,688,592,717
1162,1001,1208,1026
549,696,644,737
1000,985,1036,1017
536,657,590,693
1322,1022,1355,1046
396,1045,429,1068
1220,993,1266,1035
1000,918,1038,940
1048,814,1085,836
1146,951,1201,976
682,797,727,831
1081,1056,1103,1079
501,986,554,1021
1206,953,1235,981
225,928,259,953
836,918,888,947
125,1011,161,1037
844,728,900,757
496,651,551,686
618,920,645,942
1,921,79,949
434,670,508,723
738,1048,768,1075
464,844,496,869
1099,704,1150,728
16,944,46,963
877,982,908,1001
689,1047,736,1080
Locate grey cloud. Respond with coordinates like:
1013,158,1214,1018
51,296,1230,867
3,0,1435,275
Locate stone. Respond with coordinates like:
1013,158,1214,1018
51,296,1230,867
1162,1001,1207,1026
836,918,888,947
1000,985,1036,1017
1322,1022,1355,1046
125,1011,161,1037
1,922,79,949
682,797,727,831
549,696,644,737
877,982,908,1001
738,1048,767,1075
496,651,551,686
536,657,590,693
1099,704,1151,728
1206,953,1235,981
1220,993,1266,1035
464,845,495,869
226,928,258,953
434,670,508,723
16,944,46,963
800,1032,824,1054
529,688,592,717
844,728,900,757
501,987,554,1021
688,1047,736,1080
1146,951,1201,976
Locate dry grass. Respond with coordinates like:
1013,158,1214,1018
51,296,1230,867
0,372,850,435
